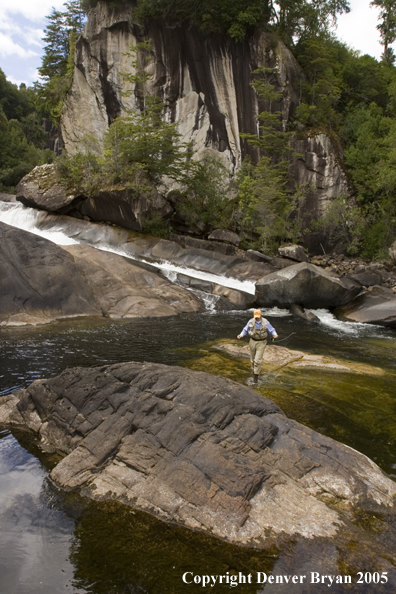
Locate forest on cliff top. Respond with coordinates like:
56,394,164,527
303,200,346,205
2,0,396,258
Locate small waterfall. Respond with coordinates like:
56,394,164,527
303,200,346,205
196,292,221,312
0,201,256,295
0,202,78,246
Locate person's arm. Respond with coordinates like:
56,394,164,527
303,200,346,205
266,320,278,339
237,320,251,339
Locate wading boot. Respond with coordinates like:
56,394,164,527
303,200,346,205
253,374,259,384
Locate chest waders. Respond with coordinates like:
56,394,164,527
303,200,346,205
248,319,268,383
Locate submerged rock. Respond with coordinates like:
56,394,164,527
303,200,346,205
1,362,394,547
216,342,384,376
256,262,362,308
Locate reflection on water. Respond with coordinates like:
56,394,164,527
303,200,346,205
0,429,84,594
1,312,396,593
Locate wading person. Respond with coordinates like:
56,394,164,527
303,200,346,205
237,309,278,384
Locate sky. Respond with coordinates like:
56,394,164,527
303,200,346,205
0,0,388,88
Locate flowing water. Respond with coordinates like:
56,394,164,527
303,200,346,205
2,203,396,592
1,312,396,593
0,202,256,294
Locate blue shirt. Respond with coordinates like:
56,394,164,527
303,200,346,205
240,318,277,338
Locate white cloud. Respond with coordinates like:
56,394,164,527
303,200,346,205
6,74,28,86
0,0,66,23
0,31,38,58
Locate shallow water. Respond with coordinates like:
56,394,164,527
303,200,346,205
1,311,396,593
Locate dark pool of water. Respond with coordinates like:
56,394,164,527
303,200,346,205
1,311,396,593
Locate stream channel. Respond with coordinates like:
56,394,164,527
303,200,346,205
1,204,396,593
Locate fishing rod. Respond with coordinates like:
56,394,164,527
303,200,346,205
272,332,296,343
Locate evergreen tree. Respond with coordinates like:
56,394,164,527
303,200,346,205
237,66,306,250
36,1,86,122
371,0,396,65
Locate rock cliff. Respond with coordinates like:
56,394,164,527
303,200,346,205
61,1,348,205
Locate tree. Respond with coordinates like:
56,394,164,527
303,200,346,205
371,0,396,65
36,1,86,122
269,0,350,45
236,67,306,249
135,0,349,42
174,154,231,234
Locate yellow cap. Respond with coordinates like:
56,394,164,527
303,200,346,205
253,309,262,318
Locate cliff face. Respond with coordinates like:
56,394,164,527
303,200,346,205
61,1,348,207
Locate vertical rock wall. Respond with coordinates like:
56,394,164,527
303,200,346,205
60,1,349,206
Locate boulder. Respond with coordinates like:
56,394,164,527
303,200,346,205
255,262,362,309
1,362,395,547
335,286,396,328
174,235,238,256
15,166,173,232
16,164,75,211
347,268,383,287
289,303,320,323
246,250,273,264
0,222,100,326
278,244,309,262
75,188,172,230
212,285,255,310
207,229,240,246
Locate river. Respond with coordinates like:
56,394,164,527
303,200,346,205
1,312,396,593
1,204,396,593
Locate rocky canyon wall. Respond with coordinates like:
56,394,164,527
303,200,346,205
60,1,348,212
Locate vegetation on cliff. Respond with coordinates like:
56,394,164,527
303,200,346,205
3,0,396,258
82,0,350,43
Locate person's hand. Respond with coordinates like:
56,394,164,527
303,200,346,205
273,333,278,339
237,334,241,339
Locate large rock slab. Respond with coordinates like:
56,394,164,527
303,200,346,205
255,262,362,309
335,286,396,328
1,362,395,547
64,244,203,317
0,221,100,326
0,223,202,326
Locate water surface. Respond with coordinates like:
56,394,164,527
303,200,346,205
1,311,396,593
